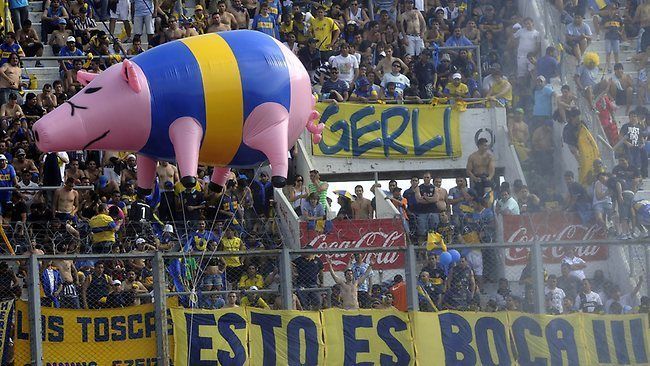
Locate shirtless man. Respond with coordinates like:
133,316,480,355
635,1,650,64
37,84,57,112
375,45,408,76
0,53,23,100
121,154,137,184
12,149,38,174
398,0,426,56
351,185,373,219
217,0,238,30
223,291,240,308
466,137,495,199
326,255,373,310
83,159,101,184
157,161,179,189
229,0,250,29
509,109,530,160
207,13,230,32
64,159,85,184
53,242,80,308
163,17,184,42
122,270,148,305
48,19,71,55
53,177,79,221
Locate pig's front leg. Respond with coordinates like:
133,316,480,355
169,117,203,188
136,154,157,197
208,167,231,193
243,102,289,188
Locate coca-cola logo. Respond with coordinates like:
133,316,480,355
504,213,608,265
300,219,407,270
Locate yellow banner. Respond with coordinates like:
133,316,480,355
170,306,248,365
14,300,161,366
313,102,461,159
322,308,415,365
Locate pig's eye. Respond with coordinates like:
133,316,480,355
84,87,102,94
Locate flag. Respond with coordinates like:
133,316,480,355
589,0,610,10
427,231,447,252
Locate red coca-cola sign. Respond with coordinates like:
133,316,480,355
300,219,406,270
503,212,608,265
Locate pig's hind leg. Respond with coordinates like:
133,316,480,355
169,117,203,188
243,102,290,188
208,167,231,193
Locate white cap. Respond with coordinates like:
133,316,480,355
135,238,146,245
163,224,174,233
66,36,76,43
452,73,462,80
112,279,121,285
126,154,136,160
0,154,7,161
248,286,259,291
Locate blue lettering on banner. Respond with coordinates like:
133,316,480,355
185,313,246,366
545,318,579,366
439,312,476,366
377,315,411,366
592,320,610,363
611,320,630,365
16,310,28,340
342,315,373,366
46,316,64,342
630,318,649,363
127,314,144,339
286,316,319,366
318,104,452,157
474,317,510,366
250,312,282,366
95,317,110,342
111,316,127,341
78,317,92,342
512,317,545,366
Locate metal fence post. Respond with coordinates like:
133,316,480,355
531,242,545,314
405,245,419,311
153,251,170,366
645,243,650,297
27,254,43,366
280,247,294,310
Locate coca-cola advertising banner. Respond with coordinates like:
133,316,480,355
300,219,406,271
503,212,608,265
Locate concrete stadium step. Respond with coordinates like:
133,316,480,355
30,21,125,39
28,1,43,12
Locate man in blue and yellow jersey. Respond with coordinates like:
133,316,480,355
252,3,279,38
310,5,340,61
89,203,119,253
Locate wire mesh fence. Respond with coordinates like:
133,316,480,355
0,238,646,365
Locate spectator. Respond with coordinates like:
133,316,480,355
563,170,592,223
325,255,373,310
574,279,603,313
293,248,324,310
310,6,340,61
466,137,495,199
89,203,119,253
240,286,270,309
301,192,325,229
252,3,279,39
219,227,246,285
223,291,239,308
320,67,349,102
605,277,643,314
566,14,592,60
495,188,519,215
545,274,566,314
609,63,634,114
41,0,69,45
351,185,372,219
485,68,512,106
443,72,469,98
381,61,410,95
0,32,25,65
348,253,373,308
532,75,555,127
41,260,63,307
513,17,541,79
536,46,560,82
0,53,23,106
414,172,439,241
82,262,111,309
330,42,359,85
562,108,583,160
620,109,645,171
574,52,609,110
239,264,265,289
307,170,328,211
601,3,624,73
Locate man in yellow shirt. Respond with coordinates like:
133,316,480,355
219,227,246,285
240,286,270,308
309,6,340,61
89,203,119,253
486,69,512,106
444,73,469,99
238,264,265,289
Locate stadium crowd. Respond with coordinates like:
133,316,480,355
0,0,642,318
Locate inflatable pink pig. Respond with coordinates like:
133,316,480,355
32,31,323,192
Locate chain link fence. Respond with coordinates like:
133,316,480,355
0,238,647,365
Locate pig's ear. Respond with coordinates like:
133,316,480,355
77,71,98,86
121,59,142,93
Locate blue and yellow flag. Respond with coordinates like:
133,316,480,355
590,0,611,10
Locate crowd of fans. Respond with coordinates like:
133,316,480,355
0,0,642,316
